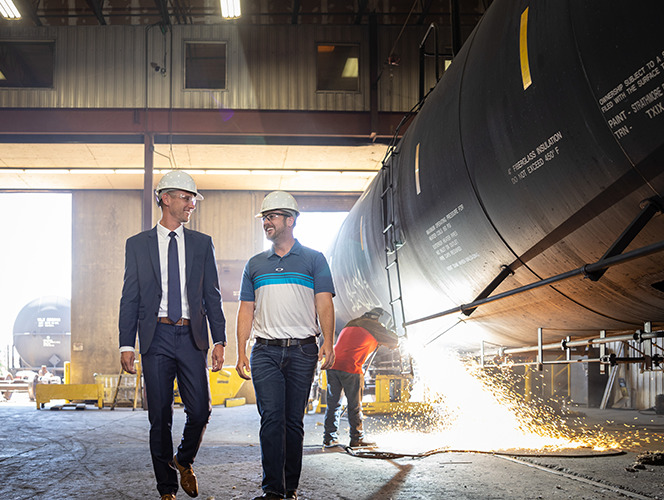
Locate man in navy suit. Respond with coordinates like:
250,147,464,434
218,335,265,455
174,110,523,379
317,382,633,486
119,170,227,500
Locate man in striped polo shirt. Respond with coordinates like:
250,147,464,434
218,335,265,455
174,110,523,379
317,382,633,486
236,191,336,500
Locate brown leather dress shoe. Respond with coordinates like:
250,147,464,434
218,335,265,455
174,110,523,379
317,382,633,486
171,455,199,498
161,494,176,500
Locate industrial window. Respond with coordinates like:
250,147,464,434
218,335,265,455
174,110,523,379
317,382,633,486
0,40,55,88
185,41,227,90
316,43,359,92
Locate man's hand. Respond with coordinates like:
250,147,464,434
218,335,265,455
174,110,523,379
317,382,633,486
236,354,251,380
319,342,335,370
211,344,225,372
120,351,137,374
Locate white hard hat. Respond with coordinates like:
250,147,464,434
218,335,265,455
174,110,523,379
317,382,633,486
255,191,300,218
155,170,204,201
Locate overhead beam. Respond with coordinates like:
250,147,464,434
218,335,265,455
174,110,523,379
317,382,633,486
354,0,368,25
291,0,300,24
416,0,433,25
152,0,171,26
0,109,408,139
84,0,107,25
14,0,42,26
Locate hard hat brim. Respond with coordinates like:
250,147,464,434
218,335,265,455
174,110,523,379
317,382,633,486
157,188,204,201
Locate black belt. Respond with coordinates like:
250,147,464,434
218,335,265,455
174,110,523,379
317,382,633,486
255,336,317,347
158,317,190,326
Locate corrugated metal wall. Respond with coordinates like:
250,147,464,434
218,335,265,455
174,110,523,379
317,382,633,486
605,338,664,410
0,23,440,111
71,190,142,384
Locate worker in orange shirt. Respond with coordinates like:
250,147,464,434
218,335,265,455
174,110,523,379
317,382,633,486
323,307,398,448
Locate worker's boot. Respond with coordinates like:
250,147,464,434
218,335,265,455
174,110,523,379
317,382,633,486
349,437,376,447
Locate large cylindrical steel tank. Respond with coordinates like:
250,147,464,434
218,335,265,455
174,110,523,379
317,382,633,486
329,0,664,350
13,296,71,369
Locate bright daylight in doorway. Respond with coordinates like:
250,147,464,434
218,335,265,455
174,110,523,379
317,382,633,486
264,211,348,254
0,193,72,370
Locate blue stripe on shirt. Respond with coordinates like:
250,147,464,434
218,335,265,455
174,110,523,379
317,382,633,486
254,272,315,289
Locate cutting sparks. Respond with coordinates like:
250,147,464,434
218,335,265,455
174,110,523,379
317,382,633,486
367,344,625,455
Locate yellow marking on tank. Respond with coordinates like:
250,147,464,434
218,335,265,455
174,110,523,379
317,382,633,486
360,215,364,251
520,7,532,90
415,142,421,195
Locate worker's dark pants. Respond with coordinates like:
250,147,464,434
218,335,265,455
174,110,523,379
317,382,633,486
142,323,211,496
323,369,364,442
250,341,319,497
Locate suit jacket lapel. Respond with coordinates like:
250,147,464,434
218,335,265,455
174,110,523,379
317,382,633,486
147,227,160,286
184,227,193,285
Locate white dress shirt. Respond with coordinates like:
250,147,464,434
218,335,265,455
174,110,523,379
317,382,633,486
156,223,190,320
119,224,192,353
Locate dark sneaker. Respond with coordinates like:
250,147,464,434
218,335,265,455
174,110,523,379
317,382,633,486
285,491,297,499
323,439,340,448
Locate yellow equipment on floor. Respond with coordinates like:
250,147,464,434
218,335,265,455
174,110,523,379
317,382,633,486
36,383,104,409
174,367,246,407
362,374,429,415
35,361,105,409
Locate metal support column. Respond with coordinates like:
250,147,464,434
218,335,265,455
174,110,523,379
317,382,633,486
537,327,543,371
599,330,606,374
369,13,378,137
643,321,653,370
143,133,154,231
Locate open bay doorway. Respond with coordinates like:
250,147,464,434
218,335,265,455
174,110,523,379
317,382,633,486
262,211,348,254
0,193,72,386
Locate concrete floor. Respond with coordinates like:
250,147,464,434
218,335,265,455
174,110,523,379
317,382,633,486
1,393,664,500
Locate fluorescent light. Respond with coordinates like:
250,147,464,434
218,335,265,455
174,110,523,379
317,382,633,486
296,170,342,177
114,169,145,175
0,0,21,19
341,170,375,176
70,169,115,174
220,0,241,19
206,169,251,175
341,57,358,78
29,169,70,174
251,170,297,176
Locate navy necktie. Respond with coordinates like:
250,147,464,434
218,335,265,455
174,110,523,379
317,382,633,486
168,231,182,323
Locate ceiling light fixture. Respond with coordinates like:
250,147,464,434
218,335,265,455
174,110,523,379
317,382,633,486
220,0,241,19
0,0,21,19
70,169,115,175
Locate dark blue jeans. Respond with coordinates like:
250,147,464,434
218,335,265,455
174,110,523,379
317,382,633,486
142,322,211,496
323,369,364,442
250,341,319,496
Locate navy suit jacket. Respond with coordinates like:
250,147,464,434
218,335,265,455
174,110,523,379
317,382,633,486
118,226,226,354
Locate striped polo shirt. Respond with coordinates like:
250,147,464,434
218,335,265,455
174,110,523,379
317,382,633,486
239,239,336,340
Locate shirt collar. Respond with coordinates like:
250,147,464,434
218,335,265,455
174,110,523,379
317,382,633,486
268,238,302,258
157,223,184,238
